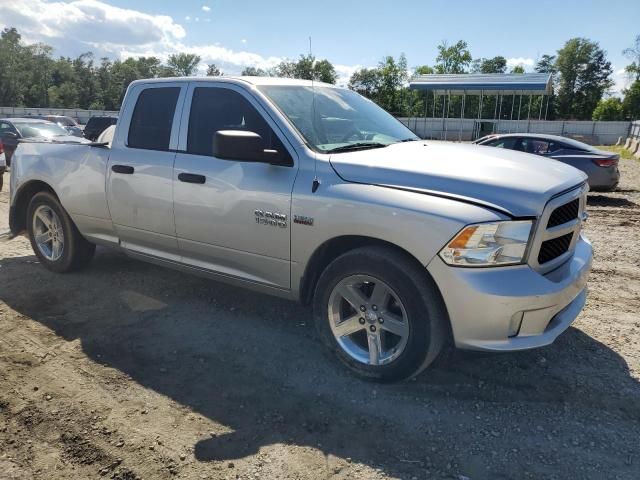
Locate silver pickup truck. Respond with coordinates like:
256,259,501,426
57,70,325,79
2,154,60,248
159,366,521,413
8,77,592,381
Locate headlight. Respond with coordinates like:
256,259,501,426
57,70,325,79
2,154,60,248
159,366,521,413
439,220,533,267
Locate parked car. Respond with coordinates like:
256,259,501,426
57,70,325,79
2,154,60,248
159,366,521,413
83,116,118,141
8,77,592,381
0,118,89,167
37,115,84,137
474,133,620,191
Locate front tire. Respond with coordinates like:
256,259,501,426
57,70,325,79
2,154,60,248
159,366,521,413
27,191,95,273
313,246,448,382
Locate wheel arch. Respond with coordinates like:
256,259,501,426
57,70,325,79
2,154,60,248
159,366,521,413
9,180,60,235
299,235,446,310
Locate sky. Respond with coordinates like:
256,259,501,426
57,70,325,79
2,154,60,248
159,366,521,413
1,0,638,93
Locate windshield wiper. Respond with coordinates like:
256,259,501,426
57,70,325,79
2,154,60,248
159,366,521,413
324,142,388,154
398,137,420,143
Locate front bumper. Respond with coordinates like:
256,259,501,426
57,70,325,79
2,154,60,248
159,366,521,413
427,234,592,351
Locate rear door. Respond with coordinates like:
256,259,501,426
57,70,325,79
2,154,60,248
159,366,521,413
107,82,187,259
172,82,298,289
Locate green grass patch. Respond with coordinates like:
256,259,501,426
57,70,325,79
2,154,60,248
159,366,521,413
596,145,637,160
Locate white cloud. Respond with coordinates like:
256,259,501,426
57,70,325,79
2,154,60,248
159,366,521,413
506,57,535,70
611,66,631,98
241,39,247,44
334,64,362,87
0,0,362,83
0,0,185,48
202,5,211,12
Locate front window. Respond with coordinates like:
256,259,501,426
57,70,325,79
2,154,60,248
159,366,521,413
51,116,77,127
14,122,69,138
258,85,417,153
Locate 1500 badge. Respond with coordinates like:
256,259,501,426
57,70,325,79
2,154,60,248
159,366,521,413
254,210,287,228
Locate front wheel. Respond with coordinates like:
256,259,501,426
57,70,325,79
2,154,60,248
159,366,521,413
27,191,95,272
313,246,448,382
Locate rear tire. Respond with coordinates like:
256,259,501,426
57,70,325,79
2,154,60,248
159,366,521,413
313,246,448,382
27,191,95,273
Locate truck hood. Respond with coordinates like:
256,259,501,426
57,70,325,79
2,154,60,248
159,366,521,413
329,141,587,217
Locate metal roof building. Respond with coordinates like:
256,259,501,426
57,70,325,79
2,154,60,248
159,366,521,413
409,73,552,95
406,73,554,140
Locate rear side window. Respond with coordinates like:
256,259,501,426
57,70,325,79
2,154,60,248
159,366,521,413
187,87,286,157
488,137,517,149
128,87,180,151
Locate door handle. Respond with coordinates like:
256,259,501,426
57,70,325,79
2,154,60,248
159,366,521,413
112,165,134,174
178,173,206,184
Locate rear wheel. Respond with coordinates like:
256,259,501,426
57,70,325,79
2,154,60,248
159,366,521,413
27,191,95,272
313,246,447,382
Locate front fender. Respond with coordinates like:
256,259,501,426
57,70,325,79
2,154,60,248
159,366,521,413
290,180,508,296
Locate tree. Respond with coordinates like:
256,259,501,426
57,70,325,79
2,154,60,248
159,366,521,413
511,65,525,74
471,56,507,74
555,38,613,119
535,54,557,74
313,58,338,84
241,66,268,76
434,40,472,74
274,54,337,84
414,65,434,75
623,80,640,119
166,53,201,76
623,34,640,82
592,97,624,120
348,68,382,98
206,63,222,76
348,54,411,114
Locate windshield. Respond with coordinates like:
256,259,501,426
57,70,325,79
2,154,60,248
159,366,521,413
258,85,418,152
50,116,77,127
14,122,69,138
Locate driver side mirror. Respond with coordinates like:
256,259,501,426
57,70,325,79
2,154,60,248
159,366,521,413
212,130,290,166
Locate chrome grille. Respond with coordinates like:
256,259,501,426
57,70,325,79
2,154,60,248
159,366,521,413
528,183,587,273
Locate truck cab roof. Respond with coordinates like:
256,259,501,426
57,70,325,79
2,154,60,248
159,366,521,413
129,76,338,89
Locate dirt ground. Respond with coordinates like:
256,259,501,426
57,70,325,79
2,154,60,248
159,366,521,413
1,158,639,480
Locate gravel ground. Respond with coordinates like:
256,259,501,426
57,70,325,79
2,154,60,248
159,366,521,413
0,159,639,480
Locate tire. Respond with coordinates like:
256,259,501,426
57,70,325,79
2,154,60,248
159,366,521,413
26,191,95,273
313,246,448,382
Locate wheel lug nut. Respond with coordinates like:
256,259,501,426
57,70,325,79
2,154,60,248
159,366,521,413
359,305,366,312
378,317,384,324
358,317,365,325
372,305,378,311
369,325,376,333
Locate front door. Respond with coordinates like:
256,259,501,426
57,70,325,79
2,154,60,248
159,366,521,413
107,83,186,259
173,83,298,289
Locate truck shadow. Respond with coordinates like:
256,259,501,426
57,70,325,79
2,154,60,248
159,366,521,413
587,194,638,208
1,248,639,478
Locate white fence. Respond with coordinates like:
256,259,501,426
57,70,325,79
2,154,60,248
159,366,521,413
0,106,118,124
398,118,632,145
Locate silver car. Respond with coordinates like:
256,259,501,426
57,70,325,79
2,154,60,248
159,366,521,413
8,77,592,381
474,133,620,191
